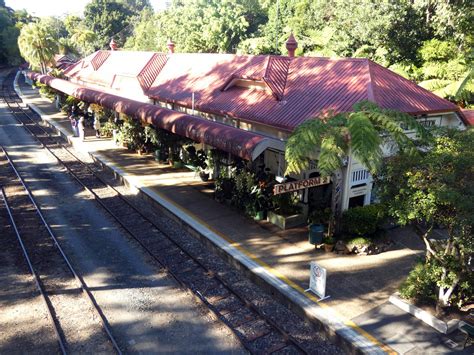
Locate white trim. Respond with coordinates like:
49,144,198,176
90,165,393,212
251,138,285,161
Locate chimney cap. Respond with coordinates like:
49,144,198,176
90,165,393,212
167,38,175,54
286,33,298,50
110,38,118,51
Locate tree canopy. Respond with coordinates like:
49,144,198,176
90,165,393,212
84,0,134,49
7,0,472,107
0,2,24,65
378,128,473,307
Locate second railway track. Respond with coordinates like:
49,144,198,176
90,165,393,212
0,147,121,354
2,71,341,354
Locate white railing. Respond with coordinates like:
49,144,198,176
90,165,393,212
351,169,371,186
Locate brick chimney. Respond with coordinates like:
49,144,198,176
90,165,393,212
167,39,175,54
286,33,298,57
110,38,118,51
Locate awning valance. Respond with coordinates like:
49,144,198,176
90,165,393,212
27,72,285,160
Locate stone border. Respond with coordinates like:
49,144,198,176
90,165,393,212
15,72,389,355
389,293,460,334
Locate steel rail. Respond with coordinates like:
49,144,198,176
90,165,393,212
0,188,68,355
0,147,123,355
2,74,310,353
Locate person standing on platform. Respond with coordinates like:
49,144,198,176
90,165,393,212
69,112,78,137
93,116,101,138
78,116,85,141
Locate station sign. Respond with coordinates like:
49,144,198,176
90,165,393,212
273,176,330,195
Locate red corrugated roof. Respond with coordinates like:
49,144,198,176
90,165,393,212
146,54,459,131
63,51,461,132
91,50,110,71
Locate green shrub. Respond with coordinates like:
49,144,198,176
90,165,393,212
341,204,386,237
399,262,438,305
100,120,117,138
344,236,372,249
214,176,235,202
116,118,145,151
271,193,301,216
232,170,256,207
37,82,57,100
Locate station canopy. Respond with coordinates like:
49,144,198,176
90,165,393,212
27,72,284,161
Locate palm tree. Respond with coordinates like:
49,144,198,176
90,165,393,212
285,101,430,177
18,22,57,74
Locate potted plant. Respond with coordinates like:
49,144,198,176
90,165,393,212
323,235,335,252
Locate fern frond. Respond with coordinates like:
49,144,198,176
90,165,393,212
419,79,452,91
454,68,473,100
348,112,382,173
285,118,328,174
318,135,345,177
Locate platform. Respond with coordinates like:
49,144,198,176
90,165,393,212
15,72,471,354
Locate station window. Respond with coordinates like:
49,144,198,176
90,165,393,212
348,195,365,208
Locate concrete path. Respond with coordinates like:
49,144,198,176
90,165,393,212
16,72,473,354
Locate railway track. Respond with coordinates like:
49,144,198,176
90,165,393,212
2,71,338,354
0,147,121,354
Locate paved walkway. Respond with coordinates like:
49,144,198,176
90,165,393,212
16,73,472,354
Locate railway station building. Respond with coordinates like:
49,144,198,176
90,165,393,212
25,36,469,227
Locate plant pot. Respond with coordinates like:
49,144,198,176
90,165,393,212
308,224,325,244
324,243,334,252
199,172,210,182
254,210,265,221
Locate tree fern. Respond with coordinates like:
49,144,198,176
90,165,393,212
285,101,430,176
348,112,382,173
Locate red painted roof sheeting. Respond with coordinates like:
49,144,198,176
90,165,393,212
27,72,274,160
145,54,459,131
61,50,462,132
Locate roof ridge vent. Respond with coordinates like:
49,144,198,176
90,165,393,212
138,53,168,92
91,50,110,71
263,56,291,101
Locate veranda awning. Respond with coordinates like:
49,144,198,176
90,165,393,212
27,72,285,160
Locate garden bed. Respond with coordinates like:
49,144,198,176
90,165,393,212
389,292,472,334
267,210,306,230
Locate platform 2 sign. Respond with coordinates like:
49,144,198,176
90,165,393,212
306,261,330,301
273,176,330,195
